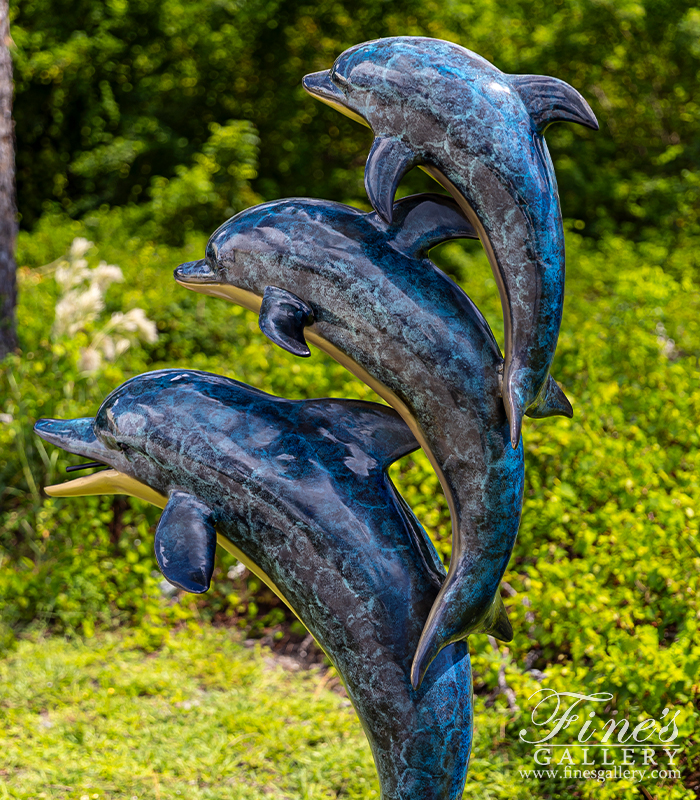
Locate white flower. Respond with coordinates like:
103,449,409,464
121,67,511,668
55,259,91,291
78,346,102,373
114,337,131,357
52,240,158,369
91,261,124,292
101,335,116,361
53,284,105,337
69,237,93,259
111,308,158,343
227,563,247,580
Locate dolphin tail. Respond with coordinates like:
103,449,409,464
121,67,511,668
505,392,525,451
411,613,446,691
526,375,573,420
479,592,513,641
508,74,599,133
411,588,514,689
478,592,513,641
365,136,418,224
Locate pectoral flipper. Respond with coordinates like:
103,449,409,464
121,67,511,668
365,136,418,224
155,491,217,594
259,286,315,357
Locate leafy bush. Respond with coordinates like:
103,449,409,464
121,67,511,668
11,0,700,239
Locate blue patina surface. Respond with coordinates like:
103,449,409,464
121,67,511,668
303,36,597,447
173,193,554,685
35,370,473,799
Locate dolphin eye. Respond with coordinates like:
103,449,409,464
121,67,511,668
331,65,348,89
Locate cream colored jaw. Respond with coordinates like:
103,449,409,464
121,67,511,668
44,467,277,595
45,469,167,507
303,90,370,129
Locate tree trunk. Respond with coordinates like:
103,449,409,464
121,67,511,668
0,0,17,359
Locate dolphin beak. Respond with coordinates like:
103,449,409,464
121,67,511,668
34,417,166,507
174,259,217,285
302,70,370,129
302,70,344,103
34,418,107,461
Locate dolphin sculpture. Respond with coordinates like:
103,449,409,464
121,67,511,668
173,193,559,685
35,369,473,799
302,36,598,448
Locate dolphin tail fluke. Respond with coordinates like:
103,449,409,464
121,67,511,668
508,74,599,133
506,395,524,450
411,618,444,690
410,576,468,689
411,591,514,688
259,286,315,358
526,375,574,420
365,136,418,224
479,592,513,642
155,491,217,594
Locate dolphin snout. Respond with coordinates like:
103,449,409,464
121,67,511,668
302,70,343,103
34,418,97,450
174,259,216,284
34,417,111,464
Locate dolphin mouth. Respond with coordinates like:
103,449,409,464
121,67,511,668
302,70,370,129
34,418,166,507
173,259,217,285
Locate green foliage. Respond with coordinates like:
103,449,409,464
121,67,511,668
0,628,693,799
5,5,700,792
11,0,700,238
144,120,260,242
393,231,700,797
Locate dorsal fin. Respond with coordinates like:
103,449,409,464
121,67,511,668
387,193,478,257
508,74,598,134
357,403,419,467
317,399,419,470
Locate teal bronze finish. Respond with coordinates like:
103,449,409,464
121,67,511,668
303,36,597,447
32,34,593,798
173,193,560,685
35,370,473,800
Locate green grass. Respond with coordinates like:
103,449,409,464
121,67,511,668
0,628,378,799
0,629,532,800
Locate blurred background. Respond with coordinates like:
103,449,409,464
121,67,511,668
1,1,700,797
